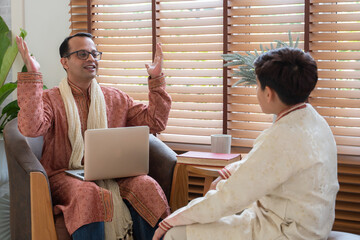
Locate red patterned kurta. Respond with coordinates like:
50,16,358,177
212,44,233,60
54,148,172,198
17,72,172,235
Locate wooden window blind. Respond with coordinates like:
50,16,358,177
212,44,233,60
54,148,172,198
84,0,224,147
69,1,360,233
69,0,360,157
90,0,153,105
227,0,305,148
309,0,360,156
336,155,360,234
310,0,360,233
155,0,224,145
69,0,89,34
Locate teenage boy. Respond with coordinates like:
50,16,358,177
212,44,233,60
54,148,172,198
153,47,339,240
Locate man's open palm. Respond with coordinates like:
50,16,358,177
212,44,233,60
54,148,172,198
146,42,163,79
16,36,40,72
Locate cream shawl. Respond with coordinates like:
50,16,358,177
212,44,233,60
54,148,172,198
59,78,133,239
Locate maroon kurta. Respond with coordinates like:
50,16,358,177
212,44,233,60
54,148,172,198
17,72,172,235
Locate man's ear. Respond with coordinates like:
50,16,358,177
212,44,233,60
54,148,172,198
60,57,68,70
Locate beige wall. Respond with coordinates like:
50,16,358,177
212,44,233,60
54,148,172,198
11,0,70,89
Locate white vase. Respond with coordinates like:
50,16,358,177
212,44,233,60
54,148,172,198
0,135,10,240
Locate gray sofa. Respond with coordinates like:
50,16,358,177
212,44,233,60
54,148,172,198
4,118,177,240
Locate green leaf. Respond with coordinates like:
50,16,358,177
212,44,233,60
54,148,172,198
221,30,301,87
276,41,281,48
288,31,293,47
0,100,19,134
21,64,27,72
232,79,247,87
0,32,11,68
224,61,245,67
0,16,9,36
19,28,27,39
2,99,19,115
0,82,17,106
260,44,265,52
0,43,18,87
221,54,244,61
0,25,27,87
294,36,300,48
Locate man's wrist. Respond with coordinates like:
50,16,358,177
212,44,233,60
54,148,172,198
148,73,166,89
18,72,43,82
149,73,164,79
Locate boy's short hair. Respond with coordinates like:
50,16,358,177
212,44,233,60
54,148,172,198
254,47,318,105
59,32,93,58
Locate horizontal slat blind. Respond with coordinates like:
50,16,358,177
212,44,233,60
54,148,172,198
155,0,224,145
88,0,224,145
68,0,360,234
74,1,360,157
227,0,304,148
69,0,88,35
91,0,153,104
310,1,360,233
336,155,360,234
309,0,360,156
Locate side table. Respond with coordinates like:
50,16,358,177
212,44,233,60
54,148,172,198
169,163,222,212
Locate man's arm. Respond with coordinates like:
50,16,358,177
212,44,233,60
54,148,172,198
126,43,172,133
16,37,53,137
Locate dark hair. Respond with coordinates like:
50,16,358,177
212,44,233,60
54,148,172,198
254,47,318,105
59,32,93,58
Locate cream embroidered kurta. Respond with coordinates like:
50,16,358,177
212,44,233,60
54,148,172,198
160,104,339,240
17,72,172,235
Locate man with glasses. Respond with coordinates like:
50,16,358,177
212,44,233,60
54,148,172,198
16,32,172,240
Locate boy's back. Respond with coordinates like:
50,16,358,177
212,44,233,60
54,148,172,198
255,104,338,239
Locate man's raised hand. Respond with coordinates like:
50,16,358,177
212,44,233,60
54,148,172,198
145,42,163,79
16,36,40,72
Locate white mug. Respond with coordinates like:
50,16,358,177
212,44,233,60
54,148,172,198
211,134,232,154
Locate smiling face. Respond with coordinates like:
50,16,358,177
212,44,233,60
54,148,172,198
60,36,98,88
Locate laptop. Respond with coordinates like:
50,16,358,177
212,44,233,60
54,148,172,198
65,126,149,181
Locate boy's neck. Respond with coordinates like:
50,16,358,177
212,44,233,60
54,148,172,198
268,98,290,116
275,102,307,122
275,103,292,116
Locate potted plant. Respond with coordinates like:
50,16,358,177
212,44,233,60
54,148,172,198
0,16,26,240
222,31,300,87
0,16,27,134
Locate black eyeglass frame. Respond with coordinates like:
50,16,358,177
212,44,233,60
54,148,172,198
63,50,103,60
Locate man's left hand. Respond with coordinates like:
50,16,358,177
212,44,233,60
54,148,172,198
146,43,163,79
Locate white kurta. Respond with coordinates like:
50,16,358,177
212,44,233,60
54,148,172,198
161,104,339,240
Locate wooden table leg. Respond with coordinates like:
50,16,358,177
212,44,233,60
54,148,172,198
169,163,188,212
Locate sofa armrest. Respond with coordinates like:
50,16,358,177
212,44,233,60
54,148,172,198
148,134,177,201
3,118,53,240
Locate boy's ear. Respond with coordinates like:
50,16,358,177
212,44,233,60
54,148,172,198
264,86,275,103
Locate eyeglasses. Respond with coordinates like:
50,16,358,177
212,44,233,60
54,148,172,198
64,50,102,61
